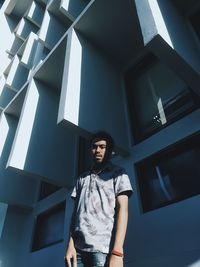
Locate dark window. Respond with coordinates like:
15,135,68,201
32,202,65,251
136,134,200,212
38,181,61,200
125,54,200,143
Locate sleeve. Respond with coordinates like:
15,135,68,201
114,169,133,197
71,178,81,200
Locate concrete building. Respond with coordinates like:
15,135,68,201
0,0,200,266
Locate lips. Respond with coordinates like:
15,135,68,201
95,154,102,159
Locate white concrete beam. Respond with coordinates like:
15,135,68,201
26,1,45,27
135,0,173,47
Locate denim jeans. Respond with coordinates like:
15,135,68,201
76,250,109,267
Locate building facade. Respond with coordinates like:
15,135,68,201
0,0,200,266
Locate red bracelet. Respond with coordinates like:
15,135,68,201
111,249,124,257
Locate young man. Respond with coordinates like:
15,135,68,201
64,131,133,267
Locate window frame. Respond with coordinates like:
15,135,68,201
31,201,66,252
135,132,200,213
124,53,199,143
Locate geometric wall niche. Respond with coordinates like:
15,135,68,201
74,0,143,67
7,35,24,57
19,32,38,69
5,55,30,92
7,78,77,187
59,0,91,20
25,0,45,28
14,17,39,41
34,36,67,91
58,28,130,152
38,2,71,51
0,87,39,208
0,77,16,110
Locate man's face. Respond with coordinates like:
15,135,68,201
91,140,107,163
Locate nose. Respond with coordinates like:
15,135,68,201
96,146,101,152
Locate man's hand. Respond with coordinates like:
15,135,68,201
64,237,77,267
109,254,123,267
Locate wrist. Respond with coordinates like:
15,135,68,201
111,249,124,258
112,245,123,253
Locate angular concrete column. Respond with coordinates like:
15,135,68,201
58,28,130,151
135,0,172,47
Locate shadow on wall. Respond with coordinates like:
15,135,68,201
4,13,20,32
0,114,38,206
23,80,76,187
76,32,129,149
0,205,32,267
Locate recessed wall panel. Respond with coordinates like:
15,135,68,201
26,1,45,27
60,0,90,20
0,112,38,207
7,79,77,187
38,10,70,50
6,56,30,91
58,29,130,149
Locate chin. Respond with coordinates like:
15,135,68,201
96,160,103,163
94,159,103,164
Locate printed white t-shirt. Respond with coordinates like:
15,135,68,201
71,164,133,253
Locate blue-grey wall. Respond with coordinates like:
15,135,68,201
157,0,200,74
